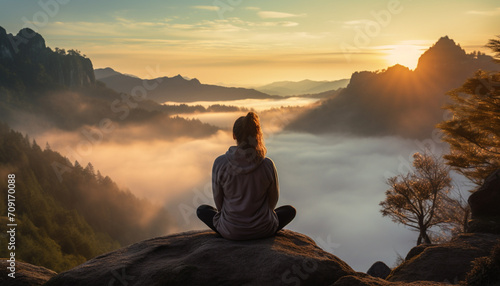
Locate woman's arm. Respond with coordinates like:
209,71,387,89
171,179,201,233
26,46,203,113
212,159,224,211
268,159,279,209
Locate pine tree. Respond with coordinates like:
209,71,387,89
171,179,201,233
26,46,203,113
32,139,41,151
84,162,96,178
438,70,500,186
486,35,500,62
96,170,104,183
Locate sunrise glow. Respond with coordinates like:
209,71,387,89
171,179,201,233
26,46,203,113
385,45,424,70
1,0,498,85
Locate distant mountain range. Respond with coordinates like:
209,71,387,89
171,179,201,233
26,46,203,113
95,67,273,103
255,78,350,96
286,36,500,138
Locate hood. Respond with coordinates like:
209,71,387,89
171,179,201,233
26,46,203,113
225,146,264,174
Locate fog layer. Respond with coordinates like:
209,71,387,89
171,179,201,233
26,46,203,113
35,111,460,272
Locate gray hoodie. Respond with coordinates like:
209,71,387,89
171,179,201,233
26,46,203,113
212,146,279,240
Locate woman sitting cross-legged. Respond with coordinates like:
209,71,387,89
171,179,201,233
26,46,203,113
197,111,296,240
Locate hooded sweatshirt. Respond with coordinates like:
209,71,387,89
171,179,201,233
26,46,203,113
212,146,279,240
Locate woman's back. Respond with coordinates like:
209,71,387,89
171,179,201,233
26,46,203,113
196,112,295,240
212,146,279,240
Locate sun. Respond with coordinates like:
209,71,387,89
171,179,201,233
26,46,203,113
385,45,423,70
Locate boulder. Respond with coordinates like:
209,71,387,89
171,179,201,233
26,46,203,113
468,169,500,234
404,243,430,261
45,229,355,286
388,233,500,283
367,261,391,279
0,259,57,286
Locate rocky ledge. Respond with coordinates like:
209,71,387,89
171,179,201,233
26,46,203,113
7,229,499,285
0,259,56,286
387,233,500,283
44,229,355,286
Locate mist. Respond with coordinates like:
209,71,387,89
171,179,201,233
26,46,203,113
32,104,470,272
163,97,319,112
164,132,436,271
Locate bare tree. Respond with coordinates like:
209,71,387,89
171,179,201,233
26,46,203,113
380,152,452,245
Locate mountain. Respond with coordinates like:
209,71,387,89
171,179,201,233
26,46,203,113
95,67,273,103
94,67,122,79
256,78,350,96
0,26,95,89
286,36,500,138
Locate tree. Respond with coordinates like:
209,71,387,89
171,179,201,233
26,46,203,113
67,49,82,57
438,70,500,186
438,36,500,186
380,152,452,245
84,162,96,178
54,47,66,55
486,35,500,62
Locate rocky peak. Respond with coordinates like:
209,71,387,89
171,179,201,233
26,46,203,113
415,36,468,73
189,77,201,84
16,28,47,54
0,26,95,88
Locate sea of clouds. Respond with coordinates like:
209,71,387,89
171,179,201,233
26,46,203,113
34,101,472,271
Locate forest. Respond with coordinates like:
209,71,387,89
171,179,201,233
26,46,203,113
0,123,172,272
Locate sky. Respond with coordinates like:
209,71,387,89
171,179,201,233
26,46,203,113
1,0,499,86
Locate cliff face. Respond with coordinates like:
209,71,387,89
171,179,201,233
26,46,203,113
0,26,95,88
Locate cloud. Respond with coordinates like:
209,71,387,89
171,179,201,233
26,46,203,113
258,11,306,19
466,7,500,16
191,5,221,11
341,19,377,29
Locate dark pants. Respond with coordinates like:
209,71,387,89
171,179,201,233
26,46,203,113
196,204,296,234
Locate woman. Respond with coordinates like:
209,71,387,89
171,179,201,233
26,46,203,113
197,112,296,240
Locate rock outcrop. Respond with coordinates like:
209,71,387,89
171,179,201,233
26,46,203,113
45,230,355,286
468,169,500,234
387,233,500,283
367,261,391,279
0,259,57,286
0,26,95,88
